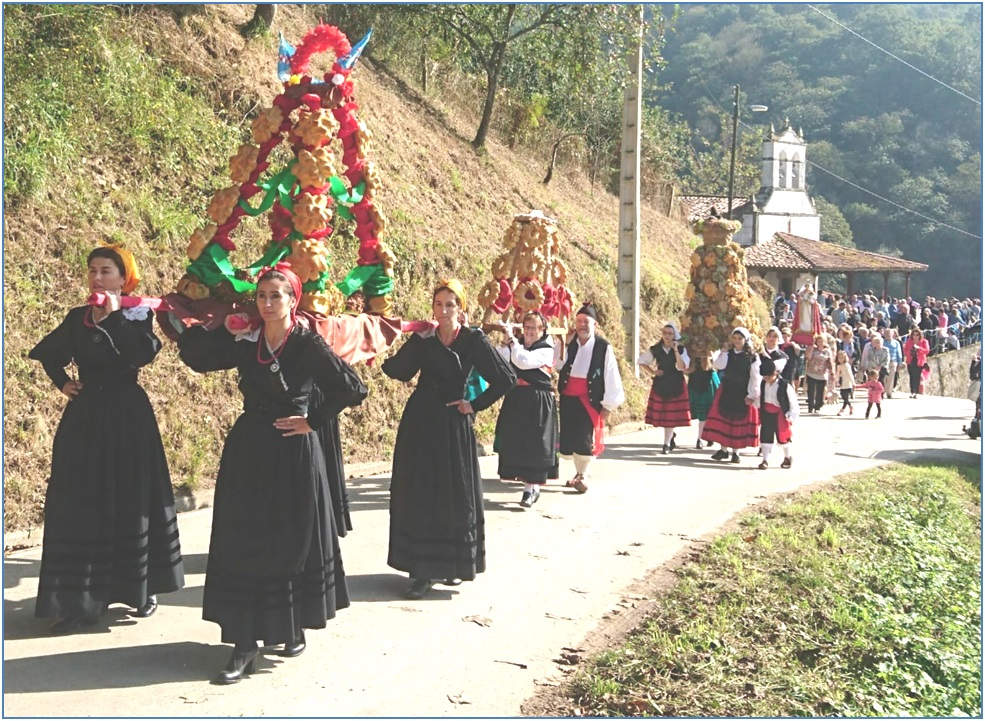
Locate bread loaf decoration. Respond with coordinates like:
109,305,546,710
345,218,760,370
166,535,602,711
175,24,393,318
476,210,575,332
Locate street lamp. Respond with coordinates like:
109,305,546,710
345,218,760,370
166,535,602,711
726,84,768,219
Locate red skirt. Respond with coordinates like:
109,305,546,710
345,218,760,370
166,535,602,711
700,391,760,449
645,387,691,428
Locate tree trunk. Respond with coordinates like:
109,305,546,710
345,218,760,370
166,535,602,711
243,4,276,36
472,50,504,150
543,133,581,184
420,46,428,93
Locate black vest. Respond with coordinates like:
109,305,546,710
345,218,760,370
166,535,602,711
760,378,792,416
511,337,553,391
558,335,609,411
650,341,685,398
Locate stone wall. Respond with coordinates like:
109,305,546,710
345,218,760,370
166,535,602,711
924,345,980,400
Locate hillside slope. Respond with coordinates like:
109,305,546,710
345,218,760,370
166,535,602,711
3,4,695,530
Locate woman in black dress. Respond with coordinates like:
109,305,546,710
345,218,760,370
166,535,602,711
701,327,762,465
382,279,515,599
637,323,690,454
28,244,184,634
176,264,367,684
494,311,558,508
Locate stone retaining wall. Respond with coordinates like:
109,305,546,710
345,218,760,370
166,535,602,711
924,345,980,400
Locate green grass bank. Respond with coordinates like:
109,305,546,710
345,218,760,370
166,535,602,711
560,462,982,717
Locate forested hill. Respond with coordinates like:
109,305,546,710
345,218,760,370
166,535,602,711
651,3,982,297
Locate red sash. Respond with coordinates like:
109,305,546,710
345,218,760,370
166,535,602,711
764,402,792,444
561,376,605,455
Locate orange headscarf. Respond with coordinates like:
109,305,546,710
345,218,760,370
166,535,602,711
435,277,467,311
99,241,141,295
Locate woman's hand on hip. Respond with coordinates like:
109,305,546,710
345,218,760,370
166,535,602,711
446,399,474,415
61,380,83,399
274,415,313,436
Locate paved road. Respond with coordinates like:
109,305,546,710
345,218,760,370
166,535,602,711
3,394,979,716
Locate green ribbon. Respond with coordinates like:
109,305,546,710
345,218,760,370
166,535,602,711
186,243,256,292
335,264,394,297
327,178,366,221
302,272,330,293
238,162,299,216
243,242,291,275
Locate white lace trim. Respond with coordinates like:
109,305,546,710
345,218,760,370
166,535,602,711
122,306,151,322
234,327,262,343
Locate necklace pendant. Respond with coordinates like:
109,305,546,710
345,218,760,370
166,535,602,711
270,361,280,373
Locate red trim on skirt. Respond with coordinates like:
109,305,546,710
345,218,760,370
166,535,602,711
561,377,604,455
645,387,691,428
700,391,760,449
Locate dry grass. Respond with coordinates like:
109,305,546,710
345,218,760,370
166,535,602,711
3,4,694,531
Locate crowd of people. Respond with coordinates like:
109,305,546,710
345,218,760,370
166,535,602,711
25,244,978,686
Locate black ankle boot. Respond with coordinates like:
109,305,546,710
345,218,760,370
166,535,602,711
405,578,432,599
216,645,258,685
279,631,306,658
133,595,157,618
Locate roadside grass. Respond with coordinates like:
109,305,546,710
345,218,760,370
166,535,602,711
567,462,982,717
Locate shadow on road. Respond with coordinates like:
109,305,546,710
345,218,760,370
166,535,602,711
835,448,980,465
3,641,230,692
344,572,461,603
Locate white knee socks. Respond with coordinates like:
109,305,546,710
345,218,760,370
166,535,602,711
761,443,773,463
573,453,593,477
663,427,675,445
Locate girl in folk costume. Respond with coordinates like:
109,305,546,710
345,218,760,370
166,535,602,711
29,244,184,635
834,349,856,416
702,327,761,465
637,323,690,454
177,263,368,684
754,356,799,469
494,311,558,509
687,349,720,449
761,326,789,376
779,326,802,389
382,280,516,600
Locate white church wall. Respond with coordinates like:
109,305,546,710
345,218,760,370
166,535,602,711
755,214,821,244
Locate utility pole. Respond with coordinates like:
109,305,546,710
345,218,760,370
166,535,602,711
726,84,740,220
618,4,643,375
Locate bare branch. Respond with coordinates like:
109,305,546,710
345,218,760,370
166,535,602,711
507,5,562,42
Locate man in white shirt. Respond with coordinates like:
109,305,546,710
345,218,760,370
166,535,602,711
554,304,625,493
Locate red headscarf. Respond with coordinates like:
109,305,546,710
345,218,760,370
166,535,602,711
257,261,303,319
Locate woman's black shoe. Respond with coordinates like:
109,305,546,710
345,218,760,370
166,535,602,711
405,578,433,599
216,646,259,685
438,578,463,587
730,452,741,464
711,449,729,461
133,595,157,618
279,631,306,658
670,432,677,450
695,440,703,450
661,444,669,455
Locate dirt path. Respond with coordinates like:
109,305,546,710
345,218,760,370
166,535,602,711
3,395,978,716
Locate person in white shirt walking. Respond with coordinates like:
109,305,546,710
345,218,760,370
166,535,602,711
754,356,799,470
554,304,625,493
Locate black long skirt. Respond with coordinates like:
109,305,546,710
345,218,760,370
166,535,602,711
388,390,485,581
202,414,349,646
495,386,559,484
35,382,184,620
310,386,353,537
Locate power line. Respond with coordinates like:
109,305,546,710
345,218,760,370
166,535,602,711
807,160,982,240
807,4,982,106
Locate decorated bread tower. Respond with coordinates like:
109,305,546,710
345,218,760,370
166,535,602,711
175,25,394,319
476,210,576,332
680,217,763,357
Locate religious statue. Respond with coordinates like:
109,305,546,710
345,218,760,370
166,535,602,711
792,279,822,344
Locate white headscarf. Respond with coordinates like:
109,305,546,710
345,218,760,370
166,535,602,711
732,326,751,342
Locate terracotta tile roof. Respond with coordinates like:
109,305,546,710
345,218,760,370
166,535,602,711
679,195,748,222
745,233,928,273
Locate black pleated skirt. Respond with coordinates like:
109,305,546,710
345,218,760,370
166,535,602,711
495,385,559,484
35,382,184,620
202,413,349,646
387,390,485,582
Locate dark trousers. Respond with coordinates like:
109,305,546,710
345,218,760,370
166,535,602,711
839,388,853,411
907,362,922,394
866,402,882,418
806,376,826,412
